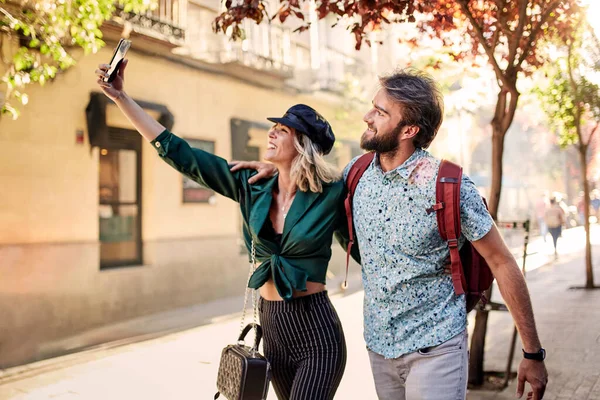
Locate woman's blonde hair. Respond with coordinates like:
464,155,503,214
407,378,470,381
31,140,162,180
290,133,341,193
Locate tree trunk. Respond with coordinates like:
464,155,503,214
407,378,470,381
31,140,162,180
468,303,490,386
469,87,518,386
467,121,505,386
578,144,595,288
488,123,506,219
486,87,518,219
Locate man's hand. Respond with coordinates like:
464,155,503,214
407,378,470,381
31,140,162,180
516,359,548,399
471,225,547,399
230,161,278,184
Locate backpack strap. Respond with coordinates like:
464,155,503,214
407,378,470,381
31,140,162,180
436,160,467,296
343,152,375,287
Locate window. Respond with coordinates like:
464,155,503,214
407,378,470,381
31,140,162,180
182,139,216,203
230,119,270,253
98,128,142,269
153,0,184,26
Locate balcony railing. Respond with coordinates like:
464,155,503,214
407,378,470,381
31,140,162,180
113,0,185,43
317,46,367,93
183,4,367,88
185,8,295,77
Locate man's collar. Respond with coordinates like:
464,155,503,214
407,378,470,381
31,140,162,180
374,148,427,179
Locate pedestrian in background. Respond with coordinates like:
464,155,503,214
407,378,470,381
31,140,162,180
545,198,566,258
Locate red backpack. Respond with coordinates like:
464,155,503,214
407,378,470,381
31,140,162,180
343,153,494,312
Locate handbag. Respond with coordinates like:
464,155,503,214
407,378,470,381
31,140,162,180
214,240,271,400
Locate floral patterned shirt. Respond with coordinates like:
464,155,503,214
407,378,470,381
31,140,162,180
344,149,494,358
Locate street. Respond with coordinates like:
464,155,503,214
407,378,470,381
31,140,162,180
0,226,599,400
3,1,600,398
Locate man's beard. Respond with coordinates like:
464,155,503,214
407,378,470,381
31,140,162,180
360,123,404,155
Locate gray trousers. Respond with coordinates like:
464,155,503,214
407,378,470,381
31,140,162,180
367,330,468,400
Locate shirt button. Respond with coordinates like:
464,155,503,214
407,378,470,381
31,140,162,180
155,142,161,148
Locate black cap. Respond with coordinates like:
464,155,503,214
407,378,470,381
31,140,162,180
267,104,335,155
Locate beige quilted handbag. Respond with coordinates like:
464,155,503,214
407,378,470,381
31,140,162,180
214,241,271,400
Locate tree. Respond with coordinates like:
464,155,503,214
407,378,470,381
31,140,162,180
216,0,580,217
0,0,154,119
538,17,600,290
214,0,582,386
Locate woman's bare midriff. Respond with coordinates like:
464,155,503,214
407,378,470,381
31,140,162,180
259,279,326,301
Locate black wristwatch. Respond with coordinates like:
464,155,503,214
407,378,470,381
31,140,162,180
522,348,546,361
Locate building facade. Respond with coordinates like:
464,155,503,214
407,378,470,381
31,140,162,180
0,0,370,368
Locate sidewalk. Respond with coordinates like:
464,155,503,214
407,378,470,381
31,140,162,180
468,228,600,400
0,227,598,399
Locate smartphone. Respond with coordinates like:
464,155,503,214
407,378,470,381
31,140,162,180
104,38,132,83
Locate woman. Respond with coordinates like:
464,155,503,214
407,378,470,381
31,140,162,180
95,60,347,399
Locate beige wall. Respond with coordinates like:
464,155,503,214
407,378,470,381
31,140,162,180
0,48,358,244
0,47,361,368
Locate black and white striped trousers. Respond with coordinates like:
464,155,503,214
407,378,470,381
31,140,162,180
259,291,347,400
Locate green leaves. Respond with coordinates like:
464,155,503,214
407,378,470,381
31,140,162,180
538,70,577,146
1,0,155,119
537,21,600,149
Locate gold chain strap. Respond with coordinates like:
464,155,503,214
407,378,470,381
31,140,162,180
239,240,258,342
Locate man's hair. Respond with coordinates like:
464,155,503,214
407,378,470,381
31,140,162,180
379,68,444,149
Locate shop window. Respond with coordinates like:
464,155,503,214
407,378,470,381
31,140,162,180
98,128,142,269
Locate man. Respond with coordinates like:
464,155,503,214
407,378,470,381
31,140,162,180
232,69,548,400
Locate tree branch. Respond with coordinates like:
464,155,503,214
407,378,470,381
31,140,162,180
457,0,511,89
516,0,563,68
492,0,508,50
502,88,520,132
567,28,577,86
0,34,7,65
491,24,501,50
0,6,19,25
566,33,587,151
578,128,587,155
493,89,507,130
587,121,600,147
507,0,528,65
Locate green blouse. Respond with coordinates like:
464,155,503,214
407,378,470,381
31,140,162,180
151,129,358,301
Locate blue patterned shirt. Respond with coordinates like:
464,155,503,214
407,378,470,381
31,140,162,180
344,149,494,358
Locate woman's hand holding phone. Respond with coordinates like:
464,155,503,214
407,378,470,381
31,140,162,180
95,59,128,102
92,40,165,142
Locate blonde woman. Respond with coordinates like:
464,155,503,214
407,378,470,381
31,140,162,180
96,60,347,399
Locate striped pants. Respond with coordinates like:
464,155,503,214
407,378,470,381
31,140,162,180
259,291,347,400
